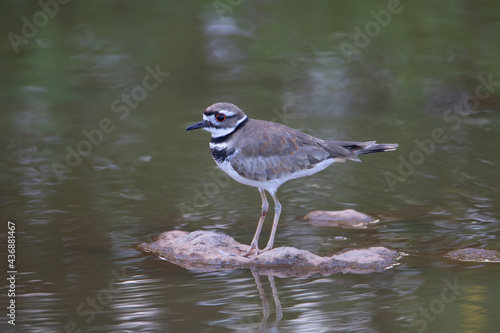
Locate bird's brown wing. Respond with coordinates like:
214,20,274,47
230,124,350,181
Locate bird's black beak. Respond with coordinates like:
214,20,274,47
186,120,208,131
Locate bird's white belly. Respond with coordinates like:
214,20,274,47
214,158,336,195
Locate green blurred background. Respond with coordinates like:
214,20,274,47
1,1,499,332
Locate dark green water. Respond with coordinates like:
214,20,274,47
1,1,500,332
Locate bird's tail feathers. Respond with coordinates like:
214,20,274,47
326,140,398,162
359,142,398,155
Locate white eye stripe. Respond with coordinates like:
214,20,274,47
201,114,247,137
218,110,236,117
203,112,237,126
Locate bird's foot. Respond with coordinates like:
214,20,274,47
242,243,259,257
259,245,273,254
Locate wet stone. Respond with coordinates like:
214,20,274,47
136,230,400,277
445,248,500,262
303,209,379,229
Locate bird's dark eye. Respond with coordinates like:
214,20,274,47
216,114,226,122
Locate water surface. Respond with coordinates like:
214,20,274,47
1,1,499,332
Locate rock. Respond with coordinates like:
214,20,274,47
137,230,399,277
445,248,500,262
304,209,379,229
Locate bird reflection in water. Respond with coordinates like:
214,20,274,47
241,270,283,331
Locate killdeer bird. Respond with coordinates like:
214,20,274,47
186,103,397,256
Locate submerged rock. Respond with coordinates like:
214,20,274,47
445,248,500,262
137,230,399,277
304,209,379,229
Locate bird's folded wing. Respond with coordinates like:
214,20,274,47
230,129,345,181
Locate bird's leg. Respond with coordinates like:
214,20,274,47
261,192,281,253
242,188,268,257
